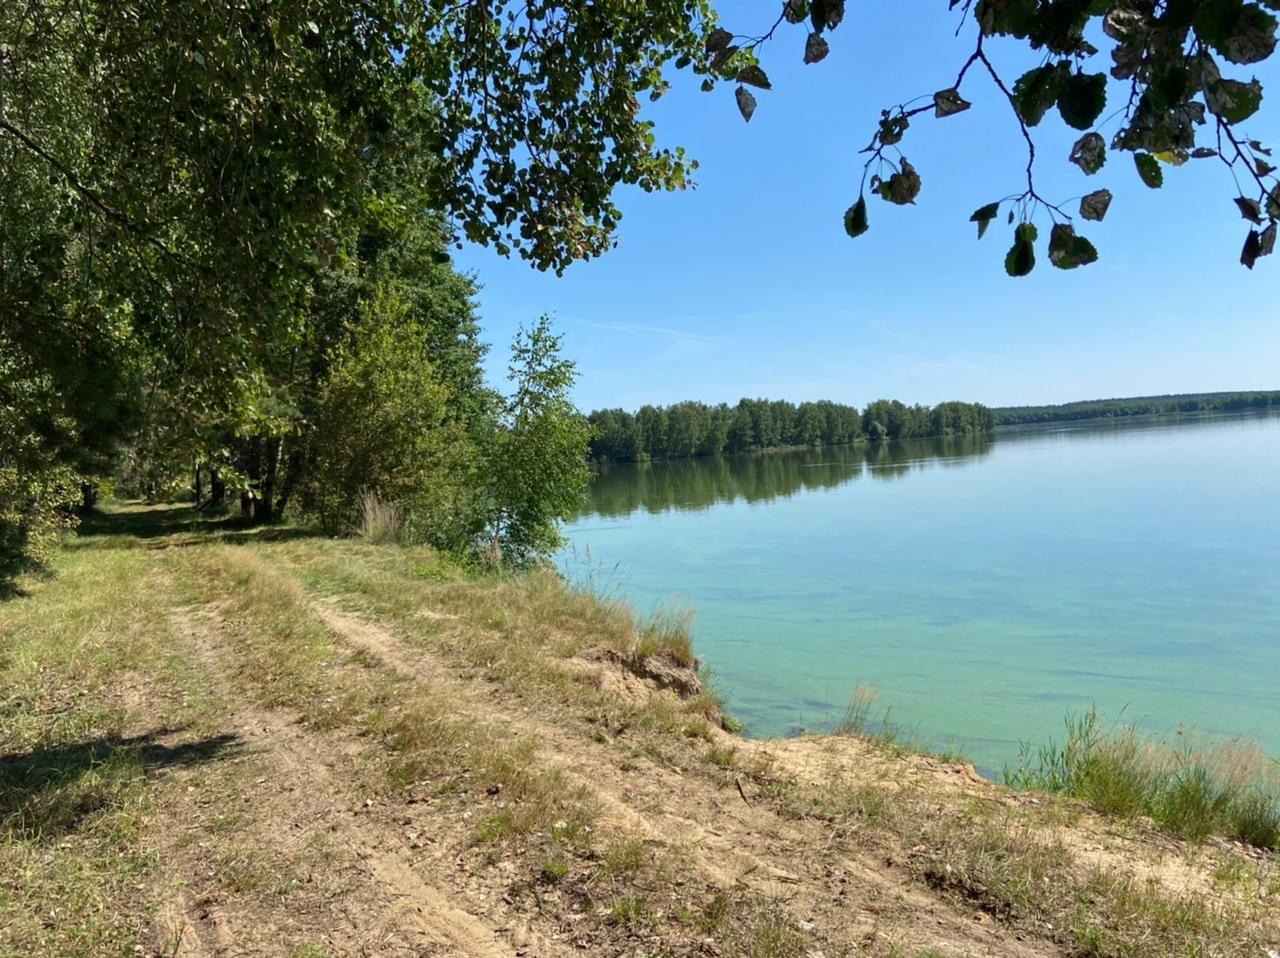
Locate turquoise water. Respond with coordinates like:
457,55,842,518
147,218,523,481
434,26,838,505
564,412,1280,774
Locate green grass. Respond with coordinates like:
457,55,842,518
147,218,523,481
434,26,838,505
633,600,697,666
0,527,215,956
1005,709,1280,850
539,854,570,882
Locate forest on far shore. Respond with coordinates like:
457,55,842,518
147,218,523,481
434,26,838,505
586,399,995,462
585,389,1280,464
992,391,1280,425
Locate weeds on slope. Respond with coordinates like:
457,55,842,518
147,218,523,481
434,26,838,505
264,537,733,744
1006,709,1280,850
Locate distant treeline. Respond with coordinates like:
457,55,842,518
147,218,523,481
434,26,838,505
993,391,1280,426
586,398,995,462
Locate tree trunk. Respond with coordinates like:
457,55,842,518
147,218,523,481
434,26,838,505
243,438,262,521
79,482,98,516
209,468,225,506
193,462,203,507
275,439,300,518
259,438,280,523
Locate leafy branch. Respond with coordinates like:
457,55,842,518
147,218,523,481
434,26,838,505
707,0,1280,275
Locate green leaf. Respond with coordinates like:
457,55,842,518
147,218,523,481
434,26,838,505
1205,77,1264,123
1057,72,1107,130
810,0,827,31
844,196,869,238
1080,189,1113,221
877,159,922,205
736,65,772,89
1005,223,1038,277
710,44,739,72
1260,222,1277,257
705,29,734,53
784,0,810,24
1069,132,1107,174
735,86,757,122
804,33,830,64
1013,64,1064,126
1196,0,1278,65
970,201,1000,239
934,88,972,118
977,0,1039,37
1235,196,1264,223
1134,152,1164,188
1048,223,1099,269
1241,228,1262,268
878,113,909,146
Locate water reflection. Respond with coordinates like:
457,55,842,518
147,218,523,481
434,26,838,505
580,433,995,519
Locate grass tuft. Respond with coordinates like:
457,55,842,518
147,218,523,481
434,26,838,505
1006,709,1280,850
356,493,403,544
634,601,696,666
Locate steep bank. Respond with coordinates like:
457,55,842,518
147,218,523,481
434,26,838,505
1,504,1276,957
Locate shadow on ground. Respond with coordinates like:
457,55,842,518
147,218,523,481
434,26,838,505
74,503,323,549
1,728,244,839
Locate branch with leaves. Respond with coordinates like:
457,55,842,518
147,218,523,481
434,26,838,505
709,0,1280,274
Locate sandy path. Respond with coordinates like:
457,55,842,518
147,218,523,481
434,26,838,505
310,602,1060,958
143,603,554,958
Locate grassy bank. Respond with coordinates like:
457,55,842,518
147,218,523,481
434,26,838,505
1006,709,1280,850
1,502,1277,957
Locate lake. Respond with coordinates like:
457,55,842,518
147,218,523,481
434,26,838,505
564,411,1280,775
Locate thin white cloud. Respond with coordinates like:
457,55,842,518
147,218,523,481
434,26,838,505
565,318,714,344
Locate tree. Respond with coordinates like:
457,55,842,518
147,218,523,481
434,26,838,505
301,284,478,546
479,317,592,564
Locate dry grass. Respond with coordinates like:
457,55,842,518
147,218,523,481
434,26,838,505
355,492,403,544
0,532,208,956
773,762,1280,957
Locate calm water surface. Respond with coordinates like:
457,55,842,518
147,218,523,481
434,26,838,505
563,412,1280,774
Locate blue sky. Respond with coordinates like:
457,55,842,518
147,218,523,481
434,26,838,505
455,4,1280,411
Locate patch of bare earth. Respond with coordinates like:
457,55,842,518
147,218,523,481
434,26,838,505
140,605,564,957
310,604,1062,957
